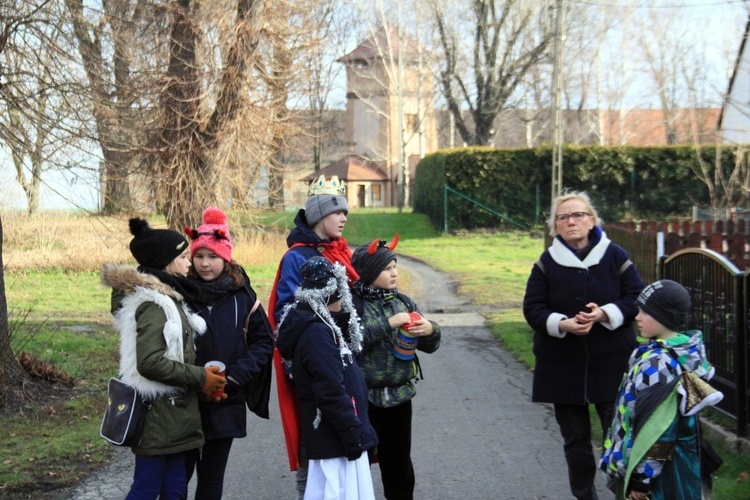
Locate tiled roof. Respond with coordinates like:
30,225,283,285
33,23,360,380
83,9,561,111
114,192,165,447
301,154,388,182
337,27,422,63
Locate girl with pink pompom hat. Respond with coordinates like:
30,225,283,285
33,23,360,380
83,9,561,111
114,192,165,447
182,207,275,499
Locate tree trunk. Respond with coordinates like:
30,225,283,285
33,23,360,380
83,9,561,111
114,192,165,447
0,215,27,405
66,0,133,215
265,19,291,210
268,140,286,209
434,0,552,147
27,169,40,216
151,0,262,228
102,150,133,214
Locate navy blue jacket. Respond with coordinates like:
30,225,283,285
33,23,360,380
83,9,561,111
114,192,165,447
192,283,274,440
276,306,377,460
273,210,338,323
272,210,355,324
523,229,644,405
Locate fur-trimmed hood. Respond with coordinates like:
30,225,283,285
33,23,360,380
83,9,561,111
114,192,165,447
102,264,206,400
102,264,184,304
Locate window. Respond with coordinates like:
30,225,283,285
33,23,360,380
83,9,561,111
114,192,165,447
372,184,382,201
406,114,419,134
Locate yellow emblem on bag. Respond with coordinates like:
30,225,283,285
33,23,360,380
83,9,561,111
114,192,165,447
118,404,127,412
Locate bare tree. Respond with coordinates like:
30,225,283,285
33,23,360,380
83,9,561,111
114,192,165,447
1,58,50,214
0,0,94,214
251,0,358,209
65,0,154,214
0,214,24,405
340,0,438,208
258,1,300,210
300,0,356,172
432,0,553,146
146,0,265,228
635,5,695,145
0,0,48,403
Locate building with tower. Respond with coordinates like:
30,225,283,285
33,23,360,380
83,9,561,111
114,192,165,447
329,27,437,208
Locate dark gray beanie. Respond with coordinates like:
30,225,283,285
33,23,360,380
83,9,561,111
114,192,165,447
304,194,349,227
129,218,189,270
636,280,691,332
352,241,397,287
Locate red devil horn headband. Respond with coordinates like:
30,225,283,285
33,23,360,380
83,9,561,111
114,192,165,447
367,233,399,254
388,233,399,250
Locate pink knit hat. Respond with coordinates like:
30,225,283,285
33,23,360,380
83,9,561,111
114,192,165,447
185,207,233,262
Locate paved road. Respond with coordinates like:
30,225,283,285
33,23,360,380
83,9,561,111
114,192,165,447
69,256,609,499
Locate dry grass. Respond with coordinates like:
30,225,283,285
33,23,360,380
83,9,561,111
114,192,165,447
2,211,288,272
230,229,288,267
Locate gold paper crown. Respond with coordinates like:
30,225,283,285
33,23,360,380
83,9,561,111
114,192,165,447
308,175,346,197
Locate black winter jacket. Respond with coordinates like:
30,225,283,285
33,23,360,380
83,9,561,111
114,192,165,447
190,282,274,440
276,306,377,460
523,229,644,404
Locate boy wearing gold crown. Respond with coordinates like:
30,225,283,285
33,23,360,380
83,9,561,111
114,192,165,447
269,175,358,327
268,175,360,498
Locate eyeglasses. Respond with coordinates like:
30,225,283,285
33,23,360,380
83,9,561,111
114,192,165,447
555,212,590,222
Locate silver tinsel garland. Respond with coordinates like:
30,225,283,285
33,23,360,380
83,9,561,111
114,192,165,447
276,261,363,356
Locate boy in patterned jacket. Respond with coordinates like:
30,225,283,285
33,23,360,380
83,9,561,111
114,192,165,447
599,280,723,500
350,235,441,500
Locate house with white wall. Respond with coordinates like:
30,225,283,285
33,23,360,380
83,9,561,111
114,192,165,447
720,16,750,145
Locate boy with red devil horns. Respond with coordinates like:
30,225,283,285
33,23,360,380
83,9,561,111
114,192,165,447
350,234,441,500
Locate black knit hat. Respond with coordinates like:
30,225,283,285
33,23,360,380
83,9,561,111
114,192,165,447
300,256,335,288
129,218,189,270
351,234,399,287
636,280,691,332
298,256,340,304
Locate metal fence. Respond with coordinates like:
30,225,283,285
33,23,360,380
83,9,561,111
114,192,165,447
542,225,749,435
657,249,748,437
604,225,659,284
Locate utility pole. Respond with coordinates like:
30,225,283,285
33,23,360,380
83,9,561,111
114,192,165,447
396,2,405,213
550,0,565,199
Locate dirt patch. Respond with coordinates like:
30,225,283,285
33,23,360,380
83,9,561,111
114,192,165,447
0,355,75,418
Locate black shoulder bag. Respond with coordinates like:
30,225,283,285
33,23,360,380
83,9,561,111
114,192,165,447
100,377,151,447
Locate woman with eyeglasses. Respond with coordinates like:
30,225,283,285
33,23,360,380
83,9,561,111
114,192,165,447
523,191,644,500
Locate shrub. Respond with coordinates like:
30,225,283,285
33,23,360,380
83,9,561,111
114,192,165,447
414,145,739,231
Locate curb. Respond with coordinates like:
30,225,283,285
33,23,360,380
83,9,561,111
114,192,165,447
702,417,750,456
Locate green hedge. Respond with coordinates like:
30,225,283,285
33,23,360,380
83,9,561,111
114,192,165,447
413,145,737,231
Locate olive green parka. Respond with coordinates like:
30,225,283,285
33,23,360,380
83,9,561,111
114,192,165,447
102,264,207,456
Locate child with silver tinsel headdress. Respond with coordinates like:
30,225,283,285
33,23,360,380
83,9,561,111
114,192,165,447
275,256,377,499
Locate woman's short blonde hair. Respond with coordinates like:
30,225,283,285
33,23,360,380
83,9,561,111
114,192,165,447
547,191,603,237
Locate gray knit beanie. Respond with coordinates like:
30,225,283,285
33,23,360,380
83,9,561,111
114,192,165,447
304,194,349,227
304,175,349,227
636,280,691,332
